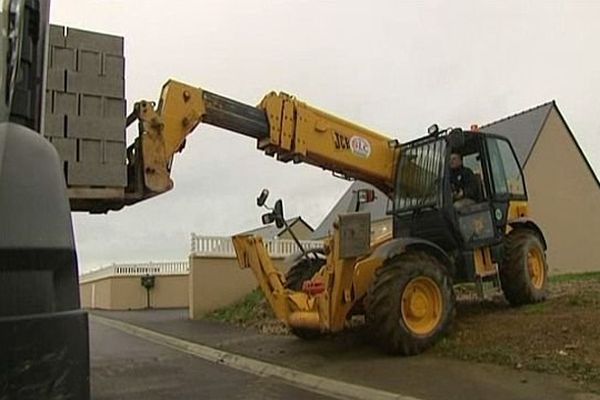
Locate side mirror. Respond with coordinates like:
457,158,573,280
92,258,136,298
261,212,275,225
257,189,269,207
273,199,285,229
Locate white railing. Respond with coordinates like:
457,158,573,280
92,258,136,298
190,234,323,258
80,235,324,284
79,261,189,283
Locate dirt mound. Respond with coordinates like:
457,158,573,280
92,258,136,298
435,279,600,392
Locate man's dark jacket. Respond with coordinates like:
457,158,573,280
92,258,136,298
450,166,480,201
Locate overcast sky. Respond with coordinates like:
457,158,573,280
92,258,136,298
50,0,600,273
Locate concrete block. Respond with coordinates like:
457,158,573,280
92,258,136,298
67,115,125,141
77,49,102,75
51,46,76,70
67,162,126,187
53,92,78,115
79,94,102,117
49,25,66,47
49,137,77,162
66,72,124,98
104,141,126,165
65,27,124,55
102,54,124,78
43,114,64,137
79,139,103,163
104,97,126,119
46,69,65,91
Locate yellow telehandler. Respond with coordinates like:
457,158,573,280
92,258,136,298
115,80,547,355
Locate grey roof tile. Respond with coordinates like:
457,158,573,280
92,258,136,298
480,101,554,165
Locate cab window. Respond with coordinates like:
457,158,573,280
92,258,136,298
486,138,525,197
461,152,487,200
395,138,446,211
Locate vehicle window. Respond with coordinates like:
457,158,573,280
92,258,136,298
462,153,487,199
486,138,525,196
395,139,446,210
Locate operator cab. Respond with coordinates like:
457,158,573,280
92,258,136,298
393,128,527,283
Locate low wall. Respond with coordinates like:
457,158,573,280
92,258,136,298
80,277,112,309
79,236,321,315
188,255,290,319
80,274,188,310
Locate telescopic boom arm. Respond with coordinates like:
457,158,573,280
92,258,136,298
121,80,400,209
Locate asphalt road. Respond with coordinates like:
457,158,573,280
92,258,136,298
90,319,333,400
93,309,599,400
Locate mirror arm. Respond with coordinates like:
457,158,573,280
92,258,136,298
280,218,313,261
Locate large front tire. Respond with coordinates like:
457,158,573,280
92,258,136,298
500,229,548,306
366,251,455,355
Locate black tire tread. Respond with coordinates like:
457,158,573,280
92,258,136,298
366,251,455,355
500,229,548,306
284,254,325,291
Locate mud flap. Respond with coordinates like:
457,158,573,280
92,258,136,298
0,310,89,398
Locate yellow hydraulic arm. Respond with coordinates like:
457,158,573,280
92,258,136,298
120,80,400,209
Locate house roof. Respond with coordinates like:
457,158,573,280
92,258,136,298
479,101,554,165
311,181,390,239
242,216,314,239
481,100,599,186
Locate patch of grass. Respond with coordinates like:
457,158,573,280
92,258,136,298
567,296,586,307
206,289,265,324
521,301,548,314
549,271,600,283
565,291,600,308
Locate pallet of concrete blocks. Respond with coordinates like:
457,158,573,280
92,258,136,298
44,24,127,200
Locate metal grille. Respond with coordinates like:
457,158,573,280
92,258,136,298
395,138,446,211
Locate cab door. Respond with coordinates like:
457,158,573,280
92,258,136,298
451,135,498,250
483,136,528,235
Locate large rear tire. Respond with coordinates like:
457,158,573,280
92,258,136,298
284,250,325,340
366,251,455,355
500,229,548,306
284,250,325,291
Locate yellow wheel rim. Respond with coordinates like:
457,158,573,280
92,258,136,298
400,277,443,336
527,247,545,289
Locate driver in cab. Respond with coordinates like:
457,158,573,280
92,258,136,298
449,151,479,207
